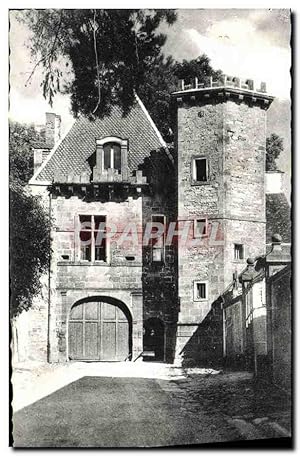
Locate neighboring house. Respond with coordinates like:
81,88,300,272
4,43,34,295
221,169,291,388
13,75,291,370
221,234,291,392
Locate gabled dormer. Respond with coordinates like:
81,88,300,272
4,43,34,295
93,136,129,182
29,94,171,200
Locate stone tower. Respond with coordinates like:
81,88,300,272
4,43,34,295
172,75,274,360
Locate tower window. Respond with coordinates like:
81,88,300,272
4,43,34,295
234,244,244,260
194,218,208,237
192,157,208,182
194,281,208,301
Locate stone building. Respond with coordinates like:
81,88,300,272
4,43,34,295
13,75,291,367
28,95,178,363
172,76,275,361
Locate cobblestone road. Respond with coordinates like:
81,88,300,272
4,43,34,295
12,362,292,448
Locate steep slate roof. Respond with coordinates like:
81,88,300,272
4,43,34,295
34,97,166,182
266,193,291,243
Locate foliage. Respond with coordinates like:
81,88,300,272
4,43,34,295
18,9,177,117
9,121,44,184
9,121,51,318
139,55,223,142
266,133,283,171
18,9,221,141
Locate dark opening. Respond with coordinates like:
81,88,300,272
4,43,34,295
143,318,165,362
194,158,207,182
234,243,244,260
194,218,208,237
196,282,207,299
151,215,165,263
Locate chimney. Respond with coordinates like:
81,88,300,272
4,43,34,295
45,112,61,147
33,112,61,175
265,170,284,194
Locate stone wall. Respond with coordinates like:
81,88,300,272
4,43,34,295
223,101,266,221
140,149,179,362
175,93,269,363
268,265,291,391
49,194,144,362
223,219,266,287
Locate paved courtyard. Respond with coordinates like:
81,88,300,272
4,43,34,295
12,362,292,448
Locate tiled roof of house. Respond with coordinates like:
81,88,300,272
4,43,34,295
32,141,53,149
266,193,291,243
34,97,166,182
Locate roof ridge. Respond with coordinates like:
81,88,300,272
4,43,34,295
134,93,173,164
134,93,166,148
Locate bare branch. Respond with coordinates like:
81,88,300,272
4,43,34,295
25,11,64,90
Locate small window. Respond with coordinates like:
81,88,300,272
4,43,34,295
194,218,208,238
192,157,208,182
234,244,244,260
194,281,208,301
151,215,165,263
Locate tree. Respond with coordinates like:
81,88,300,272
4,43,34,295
139,55,223,142
9,121,51,318
18,9,222,142
9,121,44,184
266,133,283,171
18,9,177,117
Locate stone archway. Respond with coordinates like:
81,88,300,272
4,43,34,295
68,297,132,361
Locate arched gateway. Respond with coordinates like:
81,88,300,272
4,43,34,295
68,297,132,361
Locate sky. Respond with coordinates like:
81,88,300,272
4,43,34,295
9,9,291,193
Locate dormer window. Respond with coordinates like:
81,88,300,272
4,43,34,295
103,143,121,173
94,137,129,182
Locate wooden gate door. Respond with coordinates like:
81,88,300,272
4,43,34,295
68,301,129,361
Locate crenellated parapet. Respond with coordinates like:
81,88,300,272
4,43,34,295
173,74,274,108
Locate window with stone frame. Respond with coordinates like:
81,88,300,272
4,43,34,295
192,157,208,182
103,142,121,173
94,137,128,181
194,218,208,237
234,243,244,260
151,215,166,263
193,281,208,301
79,215,107,262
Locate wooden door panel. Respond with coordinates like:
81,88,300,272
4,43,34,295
71,304,83,320
116,307,127,320
102,302,116,320
84,322,99,358
117,321,129,360
85,301,98,320
69,321,83,359
102,322,116,360
69,301,129,361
